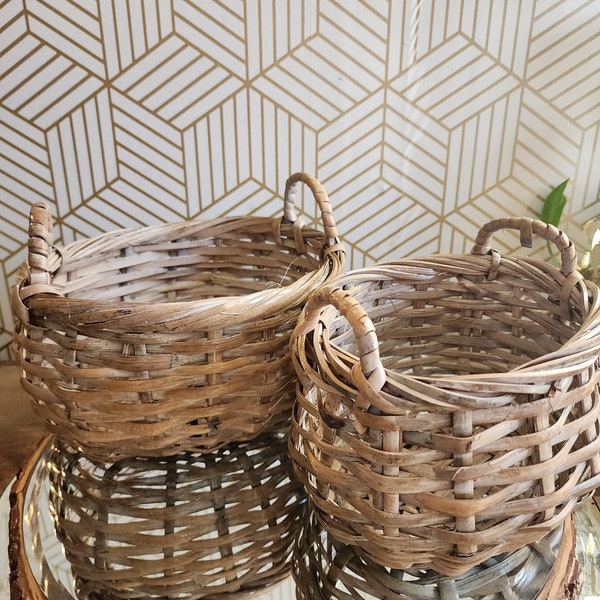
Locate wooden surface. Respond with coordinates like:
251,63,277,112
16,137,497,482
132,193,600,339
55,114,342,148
0,363,46,492
536,515,582,599
8,434,51,600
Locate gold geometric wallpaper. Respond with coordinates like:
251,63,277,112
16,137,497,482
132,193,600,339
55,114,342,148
1,0,600,360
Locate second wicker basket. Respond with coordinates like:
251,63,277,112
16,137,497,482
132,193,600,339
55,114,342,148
289,217,600,576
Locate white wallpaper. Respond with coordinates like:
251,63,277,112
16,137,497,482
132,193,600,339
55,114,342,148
1,0,600,359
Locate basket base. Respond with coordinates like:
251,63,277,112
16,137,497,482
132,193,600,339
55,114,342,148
293,505,582,600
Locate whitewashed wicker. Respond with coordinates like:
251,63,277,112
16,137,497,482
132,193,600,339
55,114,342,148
11,172,345,461
289,217,600,576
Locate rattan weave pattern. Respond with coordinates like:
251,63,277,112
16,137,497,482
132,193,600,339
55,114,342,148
11,172,345,461
292,506,575,600
48,431,305,599
289,217,600,576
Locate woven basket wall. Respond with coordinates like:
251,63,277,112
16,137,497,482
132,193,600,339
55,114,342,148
289,217,600,576
11,172,345,461
48,430,305,599
292,505,574,600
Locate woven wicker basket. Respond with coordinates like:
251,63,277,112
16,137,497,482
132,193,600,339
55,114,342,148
11,172,345,461
289,217,600,577
47,430,305,599
292,505,579,600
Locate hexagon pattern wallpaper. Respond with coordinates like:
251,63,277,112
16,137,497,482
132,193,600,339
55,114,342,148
1,0,600,360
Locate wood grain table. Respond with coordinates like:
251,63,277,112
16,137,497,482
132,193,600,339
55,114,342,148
0,362,46,492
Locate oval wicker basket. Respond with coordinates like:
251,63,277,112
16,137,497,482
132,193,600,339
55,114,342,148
47,430,305,599
292,504,580,600
289,217,600,577
11,172,345,461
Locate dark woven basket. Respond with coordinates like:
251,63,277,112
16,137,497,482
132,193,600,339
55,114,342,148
48,431,305,599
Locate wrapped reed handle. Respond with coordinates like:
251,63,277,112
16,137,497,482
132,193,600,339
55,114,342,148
296,285,386,391
283,172,340,246
471,217,577,277
27,202,54,286
12,202,57,321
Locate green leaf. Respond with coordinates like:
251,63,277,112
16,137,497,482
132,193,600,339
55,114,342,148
539,179,569,227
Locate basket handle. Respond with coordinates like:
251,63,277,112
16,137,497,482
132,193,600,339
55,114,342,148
283,172,340,249
295,285,386,392
470,217,577,277
26,202,55,287
12,202,58,322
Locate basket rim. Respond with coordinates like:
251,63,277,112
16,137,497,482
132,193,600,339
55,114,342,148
14,251,342,331
292,251,600,392
13,184,346,329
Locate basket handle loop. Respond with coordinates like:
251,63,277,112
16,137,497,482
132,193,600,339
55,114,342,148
27,202,54,286
283,172,341,250
12,203,58,323
296,286,386,393
471,217,577,277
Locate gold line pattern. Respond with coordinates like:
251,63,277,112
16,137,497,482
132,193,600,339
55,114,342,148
1,0,599,359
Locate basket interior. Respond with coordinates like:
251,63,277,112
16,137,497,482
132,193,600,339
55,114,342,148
52,218,326,303
327,265,583,377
